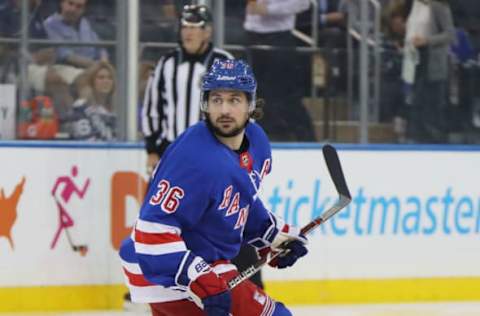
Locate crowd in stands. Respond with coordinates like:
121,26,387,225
381,0,480,143
0,0,114,140
0,0,479,144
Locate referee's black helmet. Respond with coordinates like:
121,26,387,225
180,4,212,28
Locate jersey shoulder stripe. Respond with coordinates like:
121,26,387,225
136,218,181,235
134,230,183,245
134,240,187,256
134,220,186,255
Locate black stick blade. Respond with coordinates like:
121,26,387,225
322,144,351,200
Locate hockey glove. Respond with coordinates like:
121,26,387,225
270,237,308,269
176,253,231,316
190,271,231,316
269,224,308,269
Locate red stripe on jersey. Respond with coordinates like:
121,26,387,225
123,268,154,287
134,230,183,245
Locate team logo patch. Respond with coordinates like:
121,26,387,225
239,151,253,172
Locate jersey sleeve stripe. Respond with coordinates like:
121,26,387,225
136,219,182,235
121,258,143,274
128,284,190,303
134,230,183,245
134,241,187,255
123,268,155,287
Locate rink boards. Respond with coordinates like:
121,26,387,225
0,142,479,312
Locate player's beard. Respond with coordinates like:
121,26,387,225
205,114,249,138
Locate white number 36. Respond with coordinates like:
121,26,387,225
149,179,185,213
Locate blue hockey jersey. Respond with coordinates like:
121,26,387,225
120,121,283,303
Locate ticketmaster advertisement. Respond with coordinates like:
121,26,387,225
0,143,479,310
261,149,480,280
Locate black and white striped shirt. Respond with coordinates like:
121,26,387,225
142,43,233,156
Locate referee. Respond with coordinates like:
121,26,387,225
142,4,233,172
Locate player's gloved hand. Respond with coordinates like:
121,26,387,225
269,224,308,269
176,253,231,315
190,271,231,316
270,236,308,269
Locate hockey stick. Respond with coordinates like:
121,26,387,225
64,227,89,256
228,144,352,289
53,197,89,256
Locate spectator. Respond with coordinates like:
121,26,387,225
244,0,315,141
0,0,75,113
140,0,176,41
297,0,347,48
380,0,407,125
64,61,116,141
139,0,177,62
296,0,349,100
450,0,480,54
317,0,346,30
43,0,108,70
337,0,362,37
384,0,407,51
402,0,455,143
85,0,115,40
225,1,247,45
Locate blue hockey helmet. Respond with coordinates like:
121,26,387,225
201,59,257,112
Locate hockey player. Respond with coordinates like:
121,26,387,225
119,59,308,316
139,4,262,289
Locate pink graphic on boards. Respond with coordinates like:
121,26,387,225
50,166,90,256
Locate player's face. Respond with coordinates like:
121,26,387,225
206,90,250,137
180,25,211,54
